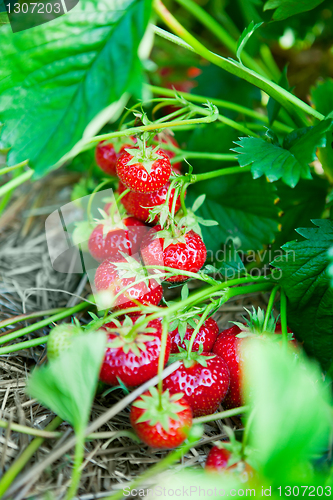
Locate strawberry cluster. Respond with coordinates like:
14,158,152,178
92,132,208,313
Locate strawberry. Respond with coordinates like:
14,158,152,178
205,442,254,482
94,254,163,312
95,137,136,176
47,324,82,360
212,307,295,409
116,142,171,193
141,225,207,282
88,213,147,262
130,387,192,448
169,316,219,353
99,316,170,386
163,351,230,417
118,181,182,223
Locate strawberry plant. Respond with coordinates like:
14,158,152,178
1,0,333,498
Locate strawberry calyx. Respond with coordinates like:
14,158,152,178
93,207,127,238
113,253,153,288
102,135,136,154
213,426,252,469
176,194,218,238
132,387,187,432
104,315,157,356
169,342,215,368
154,226,187,250
233,306,278,338
125,137,165,175
233,307,294,342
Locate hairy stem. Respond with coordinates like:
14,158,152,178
262,285,280,331
0,169,33,198
64,428,85,500
280,289,289,346
0,301,89,346
193,406,249,424
173,0,270,78
153,0,323,121
146,84,293,133
158,319,170,403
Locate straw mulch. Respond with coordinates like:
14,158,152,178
0,171,269,499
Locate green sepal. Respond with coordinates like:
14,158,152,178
132,387,187,433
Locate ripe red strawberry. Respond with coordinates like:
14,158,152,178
95,137,135,176
163,352,230,417
99,316,170,386
118,181,182,223
94,255,163,312
88,215,147,262
212,324,243,409
141,225,207,282
116,143,171,193
205,444,254,482
130,387,192,448
169,316,219,353
213,308,295,409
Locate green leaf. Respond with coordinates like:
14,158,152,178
272,176,328,251
327,246,333,290
0,0,151,178
187,173,279,254
217,239,246,278
243,340,332,484
310,81,333,182
233,119,333,187
27,331,106,432
236,21,263,65
263,0,325,21
310,78,333,117
271,220,333,370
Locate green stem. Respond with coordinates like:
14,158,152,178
0,419,62,439
280,289,289,346
0,308,67,329
172,152,237,163
87,179,115,223
0,335,50,355
0,160,29,176
173,0,270,78
0,169,33,198
158,318,170,402
262,285,280,331
0,301,89,346
0,188,15,216
105,429,202,500
180,182,188,215
190,165,252,182
242,408,256,454
191,103,258,137
170,186,179,219
133,277,273,332
153,0,323,121
65,428,85,500
187,303,214,357
89,115,218,147
193,406,249,424
0,416,63,498
146,84,293,133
